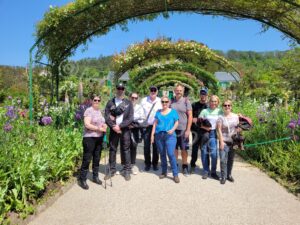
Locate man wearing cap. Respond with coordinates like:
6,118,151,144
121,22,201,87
140,86,162,171
171,84,193,176
104,83,134,181
190,87,208,173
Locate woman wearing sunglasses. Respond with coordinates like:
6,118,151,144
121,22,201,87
78,94,107,190
151,96,180,183
217,100,239,184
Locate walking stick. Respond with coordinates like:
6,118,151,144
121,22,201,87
103,134,113,189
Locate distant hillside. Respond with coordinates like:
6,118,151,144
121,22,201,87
0,50,289,101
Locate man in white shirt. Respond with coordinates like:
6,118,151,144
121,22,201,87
140,86,162,171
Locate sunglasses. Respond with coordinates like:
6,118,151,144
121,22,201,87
117,87,125,91
161,101,169,104
150,89,157,92
223,104,231,107
93,99,101,102
131,97,138,100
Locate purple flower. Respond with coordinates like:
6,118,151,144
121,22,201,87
288,121,296,129
75,113,82,121
4,123,13,132
8,96,12,100
5,106,17,120
41,116,52,125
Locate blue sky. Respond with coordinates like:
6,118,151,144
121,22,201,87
0,0,293,67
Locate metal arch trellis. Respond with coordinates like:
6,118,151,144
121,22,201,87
28,0,112,122
36,0,300,63
129,61,219,92
30,0,300,122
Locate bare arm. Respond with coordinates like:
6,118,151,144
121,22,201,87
84,117,105,132
168,120,178,135
151,119,157,144
185,110,193,138
217,122,224,150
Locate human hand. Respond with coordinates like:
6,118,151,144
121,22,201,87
192,118,198,123
151,135,154,144
219,141,224,151
167,129,174,135
184,130,190,139
99,124,107,132
113,125,121,133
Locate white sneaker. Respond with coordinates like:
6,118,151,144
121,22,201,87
131,165,138,175
116,167,125,175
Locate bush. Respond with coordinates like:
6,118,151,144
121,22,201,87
235,99,300,194
0,100,82,223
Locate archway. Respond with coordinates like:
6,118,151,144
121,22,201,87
129,61,219,92
112,39,237,81
36,0,300,63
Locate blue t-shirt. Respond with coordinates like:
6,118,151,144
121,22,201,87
154,109,179,135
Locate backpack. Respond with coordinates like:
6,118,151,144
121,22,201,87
238,115,253,131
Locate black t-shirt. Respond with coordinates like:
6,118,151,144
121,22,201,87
191,101,208,131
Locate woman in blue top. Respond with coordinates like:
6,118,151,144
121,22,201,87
151,96,180,183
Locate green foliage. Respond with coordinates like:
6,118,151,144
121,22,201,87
129,61,219,93
35,0,300,64
235,100,300,194
113,39,237,81
0,99,83,223
233,47,300,108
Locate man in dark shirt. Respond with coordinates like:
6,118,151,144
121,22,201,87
104,83,134,181
190,87,208,173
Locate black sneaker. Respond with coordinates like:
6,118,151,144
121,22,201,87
189,166,195,174
92,177,102,185
124,173,131,181
78,179,89,190
153,165,159,171
211,173,220,180
144,165,151,171
227,175,235,182
220,178,226,184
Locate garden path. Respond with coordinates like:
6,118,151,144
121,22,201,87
28,145,300,225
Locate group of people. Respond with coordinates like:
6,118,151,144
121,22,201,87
78,83,240,189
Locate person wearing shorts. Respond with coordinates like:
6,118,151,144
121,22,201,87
171,84,193,176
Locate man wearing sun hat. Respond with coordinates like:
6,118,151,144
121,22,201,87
190,87,208,174
140,85,162,171
104,83,134,181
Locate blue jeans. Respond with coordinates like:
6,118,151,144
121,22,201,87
155,132,178,177
201,130,218,175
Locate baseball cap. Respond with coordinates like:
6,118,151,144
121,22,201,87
200,87,208,95
116,83,125,89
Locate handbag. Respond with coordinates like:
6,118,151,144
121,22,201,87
139,102,157,128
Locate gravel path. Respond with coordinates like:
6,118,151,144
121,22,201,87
28,146,300,225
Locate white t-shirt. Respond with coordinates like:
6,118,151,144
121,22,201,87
115,97,124,126
140,96,162,125
133,103,145,123
217,114,239,142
